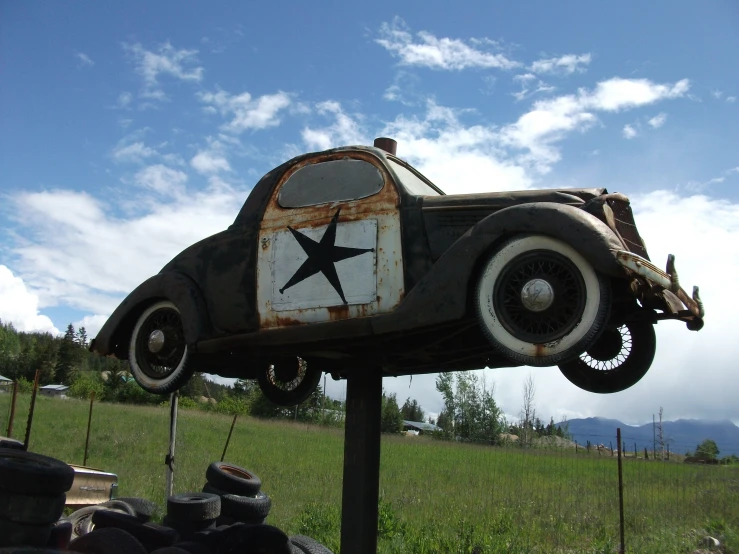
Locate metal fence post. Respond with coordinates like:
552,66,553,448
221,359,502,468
83,391,95,466
23,370,41,451
617,428,625,554
165,391,179,499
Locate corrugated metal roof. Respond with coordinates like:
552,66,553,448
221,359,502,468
40,384,70,391
403,420,443,432
0,375,11,382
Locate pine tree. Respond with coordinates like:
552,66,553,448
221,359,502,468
380,391,403,433
54,324,79,384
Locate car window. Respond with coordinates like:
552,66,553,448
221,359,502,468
278,158,384,208
388,159,443,196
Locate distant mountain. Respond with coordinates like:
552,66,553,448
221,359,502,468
558,417,739,457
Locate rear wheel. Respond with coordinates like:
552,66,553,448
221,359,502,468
476,235,611,366
129,301,194,395
257,358,322,407
558,321,656,393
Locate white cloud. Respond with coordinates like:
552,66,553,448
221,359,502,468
198,89,292,133
727,96,736,104
511,79,556,102
133,164,188,196
498,77,689,171
301,101,368,151
112,141,157,163
712,90,723,99
647,112,667,128
530,53,591,75
72,314,110,340
376,17,519,71
0,265,59,335
76,52,94,67
622,124,638,139
9,182,246,315
117,92,133,108
124,42,204,101
190,150,231,174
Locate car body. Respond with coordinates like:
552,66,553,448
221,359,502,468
91,139,704,404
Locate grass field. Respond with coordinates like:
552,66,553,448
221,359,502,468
2,393,737,553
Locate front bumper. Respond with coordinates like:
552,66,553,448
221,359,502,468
615,250,705,331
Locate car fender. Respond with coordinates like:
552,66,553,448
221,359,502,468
90,272,211,359
372,202,626,334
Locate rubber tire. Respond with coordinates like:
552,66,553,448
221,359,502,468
217,523,292,553
202,483,271,521
67,527,147,554
558,321,657,393
45,519,72,550
290,535,336,554
0,549,65,553
113,497,160,522
476,235,611,367
205,462,261,497
128,301,194,395
163,542,211,554
257,359,322,407
0,519,52,548
91,510,180,551
67,506,130,540
0,450,74,496
167,493,220,522
0,490,66,524
161,516,215,541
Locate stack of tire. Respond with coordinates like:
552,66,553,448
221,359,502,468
0,448,75,549
200,461,271,527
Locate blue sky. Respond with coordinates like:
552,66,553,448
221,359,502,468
1,1,738,424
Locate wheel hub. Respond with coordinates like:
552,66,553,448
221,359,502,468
273,360,299,382
585,328,624,361
520,279,554,312
148,330,165,353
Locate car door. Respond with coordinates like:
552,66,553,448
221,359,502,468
256,150,404,329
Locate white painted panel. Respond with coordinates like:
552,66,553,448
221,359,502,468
270,219,377,312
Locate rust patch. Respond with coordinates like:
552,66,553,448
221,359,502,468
535,343,545,357
273,315,303,327
327,305,350,321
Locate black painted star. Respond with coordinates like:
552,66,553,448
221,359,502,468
279,208,375,305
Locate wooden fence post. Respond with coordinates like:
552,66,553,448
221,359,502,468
23,370,41,451
6,381,19,437
83,391,95,466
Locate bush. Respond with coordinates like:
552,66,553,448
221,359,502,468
296,502,340,552
69,372,104,399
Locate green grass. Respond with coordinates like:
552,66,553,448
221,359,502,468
2,393,737,553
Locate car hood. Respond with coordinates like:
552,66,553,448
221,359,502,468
422,188,608,211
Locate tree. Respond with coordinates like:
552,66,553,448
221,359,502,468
518,374,537,448
381,391,403,434
401,397,425,422
695,439,720,460
54,324,79,384
77,327,88,349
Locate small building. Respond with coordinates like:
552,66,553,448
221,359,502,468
39,384,70,399
402,420,443,435
0,375,11,392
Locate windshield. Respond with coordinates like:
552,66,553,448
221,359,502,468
388,159,443,196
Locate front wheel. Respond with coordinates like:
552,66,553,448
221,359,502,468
476,235,611,367
257,358,322,407
558,321,656,393
128,301,194,394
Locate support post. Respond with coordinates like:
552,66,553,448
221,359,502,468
165,392,179,499
23,370,40,451
83,391,95,466
6,381,18,437
221,413,238,462
340,369,382,554
617,428,625,554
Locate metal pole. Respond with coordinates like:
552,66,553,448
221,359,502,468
6,381,18,437
23,370,41,451
165,392,179,499
340,368,382,554
617,428,625,554
221,413,238,462
83,391,95,466
322,374,327,425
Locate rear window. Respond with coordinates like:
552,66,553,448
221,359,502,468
278,158,384,208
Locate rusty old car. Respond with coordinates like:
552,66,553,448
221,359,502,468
90,138,704,405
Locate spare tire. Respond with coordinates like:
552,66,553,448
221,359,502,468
0,449,74,496
291,535,336,554
205,462,261,497
0,490,66,524
167,493,220,522
67,527,147,554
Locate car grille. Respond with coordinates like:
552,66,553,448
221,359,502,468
607,198,650,260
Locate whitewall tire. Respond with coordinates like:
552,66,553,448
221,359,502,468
476,235,611,367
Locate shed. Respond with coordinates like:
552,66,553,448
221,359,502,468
0,375,11,392
39,384,70,399
402,420,442,435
